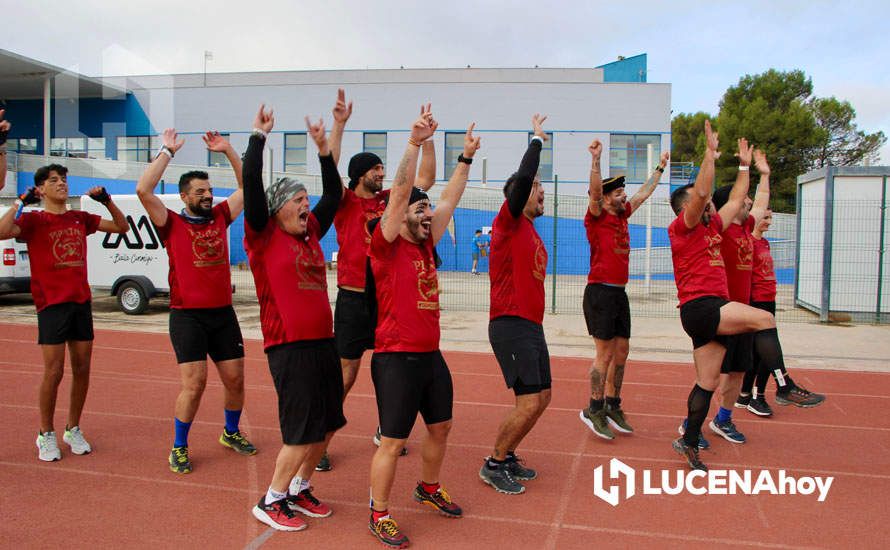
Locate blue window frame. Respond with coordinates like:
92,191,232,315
609,134,661,183
284,133,307,172
363,132,387,167
528,132,554,181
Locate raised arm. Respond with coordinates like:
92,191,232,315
749,149,771,225
379,106,435,243
88,187,128,233
0,109,10,192
329,88,352,167
587,139,604,216
506,114,546,218
432,123,480,245
717,137,753,231
682,119,720,229
629,151,670,212
135,129,185,227
242,105,275,232
306,116,343,236
416,137,437,191
203,131,244,220
0,188,40,239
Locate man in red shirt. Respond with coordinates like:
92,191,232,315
366,111,479,549
0,164,127,461
580,139,669,440
136,128,256,474
242,106,346,532
479,114,550,496
667,120,779,471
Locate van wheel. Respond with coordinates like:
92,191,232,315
117,281,148,315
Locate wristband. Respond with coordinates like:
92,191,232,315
654,165,664,173
458,154,473,165
407,137,422,147
738,165,750,171
530,135,544,145
157,145,173,159
252,128,268,139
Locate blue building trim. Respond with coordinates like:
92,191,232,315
597,54,647,83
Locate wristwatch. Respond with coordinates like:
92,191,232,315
458,154,473,165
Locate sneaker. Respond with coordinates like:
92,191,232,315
672,437,708,471
479,460,525,495
219,429,257,455
746,396,773,417
579,408,615,440
369,514,409,549
709,419,746,444
252,496,307,531
373,427,408,456
604,406,634,434
63,426,92,455
678,420,710,450
287,487,332,518
36,431,61,462
734,394,751,409
169,446,192,474
776,385,826,408
413,483,462,518
505,454,537,481
315,451,332,472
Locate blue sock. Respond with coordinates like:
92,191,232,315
174,418,192,448
716,407,732,423
224,409,242,434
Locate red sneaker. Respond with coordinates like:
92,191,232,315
287,487,332,518
369,513,410,548
413,483,462,518
252,497,307,531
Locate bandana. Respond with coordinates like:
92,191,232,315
266,177,307,216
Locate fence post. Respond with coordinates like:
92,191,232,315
551,174,558,314
645,144,653,295
878,174,887,322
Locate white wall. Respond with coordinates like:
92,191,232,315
797,177,825,309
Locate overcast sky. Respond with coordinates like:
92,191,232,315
5,0,889,160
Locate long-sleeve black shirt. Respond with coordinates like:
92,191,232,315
505,138,543,218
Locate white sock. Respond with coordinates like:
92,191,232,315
265,487,287,505
288,476,310,495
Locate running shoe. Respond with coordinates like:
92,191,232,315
672,437,708,471
746,396,773,417
36,431,61,462
678,419,710,450
734,393,751,409
287,487,332,518
63,426,92,455
219,429,257,455
169,446,192,474
479,460,525,495
579,408,615,440
413,483,462,518
505,454,537,481
252,496,307,531
775,385,826,408
315,451,332,472
373,427,408,456
709,419,747,444
369,513,410,548
605,406,634,434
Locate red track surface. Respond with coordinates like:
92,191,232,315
1,322,889,549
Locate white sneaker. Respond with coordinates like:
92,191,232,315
36,431,62,461
63,426,92,455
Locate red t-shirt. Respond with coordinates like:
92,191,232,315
369,227,440,353
751,236,777,302
157,202,233,309
585,202,634,285
720,216,755,304
15,210,101,312
334,188,390,289
244,214,333,350
489,201,548,324
668,211,729,306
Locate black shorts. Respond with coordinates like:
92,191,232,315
720,332,754,374
371,351,453,439
679,296,729,349
334,288,374,360
267,339,346,445
37,302,94,345
583,283,631,340
751,301,776,316
489,316,552,396
169,306,244,364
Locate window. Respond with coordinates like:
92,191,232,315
529,132,554,181
284,133,307,173
5,138,38,154
117,136,160,163
609,134,661,183
207,133,231,167
363,132,387,167
444,132,464,179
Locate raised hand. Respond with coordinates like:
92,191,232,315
704,119,720,159
463,123,481,158
254,104,275,134
410,104,436,143
305,116,327,149
753,149,770,175
588,139,603,158
202,131,231,152
19,187,42,206
162,128,185,154
660,151,670,166
332,88,353,124
0,109,10,145
87,186,111,204
532,114,548,141
735,137,754,166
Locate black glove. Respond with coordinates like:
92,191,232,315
19,187,40,206
88,187,111,204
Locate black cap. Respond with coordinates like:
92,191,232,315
712,184,733,210
602,176,626,195
348,152,383,190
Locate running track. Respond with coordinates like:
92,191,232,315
1,323,888,549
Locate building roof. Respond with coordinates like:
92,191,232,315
0,48,127,100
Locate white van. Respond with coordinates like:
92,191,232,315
0,205,32,295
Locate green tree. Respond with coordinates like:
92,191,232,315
671,111,712,163
811,97,886,168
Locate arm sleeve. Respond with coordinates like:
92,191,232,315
506,139,543,218
311,153,343,237
242,135,269,232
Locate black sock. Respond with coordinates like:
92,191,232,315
589,398,604,412
487,457,505,469
605,396,621,410
740,367,756,395
753,327,791,392
684,384,714,448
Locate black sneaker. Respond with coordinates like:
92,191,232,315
505,454,537,481
315,451,332,472
672,437,708,471
734,394,751,409
776,385,826,408
413,483,462,518
169,446,192,474
479,460,525,495
746,396,773,417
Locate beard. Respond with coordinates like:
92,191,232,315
190,198,213,217
361,174,383,194
407,216,431,241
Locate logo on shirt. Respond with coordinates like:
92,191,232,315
414,258,439,310
294,242,327,291
705,233,724,267
189,226,226,267
613,228,630,255
533,236,547,282
50,227,86,268
759,251,776,280
735,236,753,270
